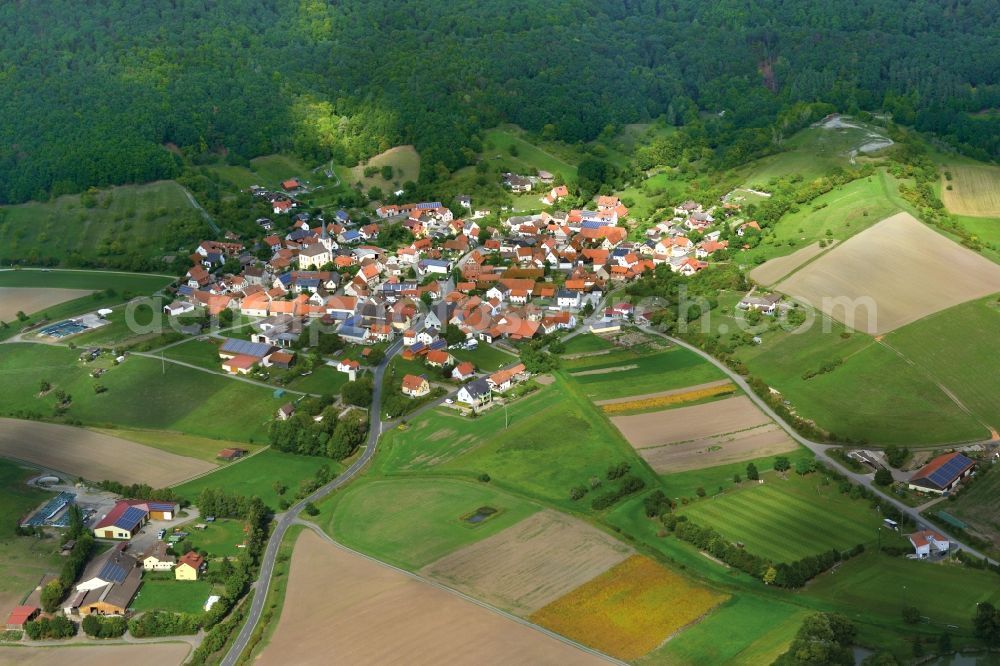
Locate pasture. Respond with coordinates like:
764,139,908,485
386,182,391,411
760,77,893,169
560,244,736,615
565,347,725,400
885,296,1000,435
0,287,94,321
131,578,215,614
941,164,1000,217
644,595,807,666
530,555,726,661
0,418,214,486
182,518,248,557
347,145,421,190
0,644,191,666
0,180,199,266
320,478,539,569
775,212,1000,334
175,449,335,508
421,510,633,615
258,530,607,666
677,471,895,562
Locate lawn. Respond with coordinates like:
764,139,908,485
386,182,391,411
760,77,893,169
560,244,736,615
449,343,516,371
0,344,284,442
89,428,261,464
175,449,336,509
131,577,216,614
0,181,199,267
161,338,223,370
565,347,725,400
283,366,350,395
436,378,659,509
642,595,807,666
560,333,615,355
183,518,248,558
677,471,903,562
318,477,540,569
657,449,812,499
885,296,1000,434
805,551,1000,635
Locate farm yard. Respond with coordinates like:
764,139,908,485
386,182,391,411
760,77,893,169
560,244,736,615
257,529,607,666
530,555,726,661
941,164,1000,217
420,510,633,616
677,471,900,562
775,212,1000,334
320,478,539,569
0,644,192,666
610,395,798,472
0,417,214,486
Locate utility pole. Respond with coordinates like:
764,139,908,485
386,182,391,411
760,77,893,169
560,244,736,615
504,402,509,429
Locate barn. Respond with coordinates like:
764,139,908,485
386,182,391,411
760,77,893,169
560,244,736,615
907,452,975,494
93,502,148,540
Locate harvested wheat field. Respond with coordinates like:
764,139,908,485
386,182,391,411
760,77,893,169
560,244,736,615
776,213,1000,334
942,165,1000,217
611,395,771,449
639,424,798,473
748,241,834,286
0,287,94,321
0,643,190,666
530,555,727,661
258,529,610,666
421,510,633,616
0,418,214,486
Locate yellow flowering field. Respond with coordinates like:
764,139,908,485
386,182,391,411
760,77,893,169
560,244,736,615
529,555,727,660
601,383,736,414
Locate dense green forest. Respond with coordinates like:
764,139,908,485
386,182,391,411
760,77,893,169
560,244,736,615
2,0,1000,203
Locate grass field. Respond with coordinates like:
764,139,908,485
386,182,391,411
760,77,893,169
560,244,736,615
0,181,199,266
483,128,579,183
449,343,516,370
677,471,902,562
161,338,222,370
131,577,215,614
319,478,539,569
284,366,350,395
347,145,420,191
175,449,335,508
0,344,285,442
885,296,1000,434
941,164,1000,217
89,428,258,463
565,347,725,400
657,449,813,499
530,555,727,661
183,518,247,557
560,333,615,355
640,595,807,666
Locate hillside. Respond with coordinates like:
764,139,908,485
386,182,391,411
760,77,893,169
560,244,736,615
3,0,1000,203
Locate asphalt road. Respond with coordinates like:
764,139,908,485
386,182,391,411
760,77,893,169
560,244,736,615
221,338,403,666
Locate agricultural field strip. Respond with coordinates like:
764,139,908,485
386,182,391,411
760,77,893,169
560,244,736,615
747,242,836,286
610,396,774,449
0,287,96,321
638,425,800,474
594,380,733,406
940,164,1000,217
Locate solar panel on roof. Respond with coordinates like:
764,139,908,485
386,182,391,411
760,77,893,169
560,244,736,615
927,456,970,487
98,558,128,584
114,506,147,529
220,339,272,357
147,502,174,512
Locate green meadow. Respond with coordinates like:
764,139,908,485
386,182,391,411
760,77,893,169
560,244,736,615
564,347,725,400
131,578,216,615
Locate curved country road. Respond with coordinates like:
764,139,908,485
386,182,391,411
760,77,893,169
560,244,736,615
221,339,403,666
642,327,997,566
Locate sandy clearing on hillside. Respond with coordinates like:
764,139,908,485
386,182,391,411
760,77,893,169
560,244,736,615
776,213,1000,334
0,643,190,666
748,242,836,286
594,379,733,406
639,424,799,473
611,395,772,449
0,418,214,486
258,530,609,666
0,287,94,321
571,364,638,377
421,510,633,616
941,165,1000,217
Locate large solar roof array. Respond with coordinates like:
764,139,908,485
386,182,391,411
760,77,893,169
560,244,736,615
98,557,130,584
926,454,973,488
219,338,273,357
114,506,148,529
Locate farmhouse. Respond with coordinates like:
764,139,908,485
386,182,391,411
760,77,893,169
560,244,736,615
908,530,950,559
425,350,454,368
401,374,431,397
68,545,142,616
738,292,782,314
452,361,475,381
142,541,176,572
907,452,975,494
6,605,39,630
92,499,176,540
176,551,206,581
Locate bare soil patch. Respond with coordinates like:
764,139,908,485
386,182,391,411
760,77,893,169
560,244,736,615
0,287,94,321
0,643,190,666
639,424,799,473
748,242,835,286
421,510,633,616
571,364,638,377
534,374,555,385
941,165,1000,217
611,395,771,449
776,213,1000,334
0,418,214,486
259,529,609,666
595,379,733,406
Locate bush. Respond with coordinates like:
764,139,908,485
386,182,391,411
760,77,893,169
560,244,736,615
902,606,921,624
82,614,127,638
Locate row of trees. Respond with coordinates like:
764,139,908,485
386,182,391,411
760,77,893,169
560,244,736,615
268,407,368,460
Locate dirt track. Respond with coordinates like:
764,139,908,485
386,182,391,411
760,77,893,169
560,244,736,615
611,395,771,448
0,287,94,321
421,510,632,616
0,418,214,486
258,529,609,666
776,213,1000,334
0,643,190,666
